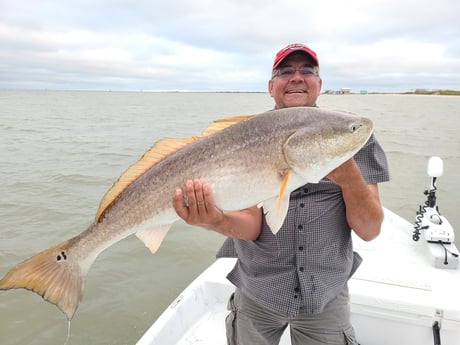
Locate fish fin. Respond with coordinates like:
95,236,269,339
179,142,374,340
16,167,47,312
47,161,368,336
261,170,293,234
96,137,199,222
96,114,253,222
277,170,292,211
202,115,254,136
0,239,90,320
136,225,172,254
262,194,291,235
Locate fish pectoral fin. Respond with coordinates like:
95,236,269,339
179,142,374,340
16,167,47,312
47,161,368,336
278,170,292,210
263,181,290,235
262,194,291,235
136,225,172,254
261,170,293,234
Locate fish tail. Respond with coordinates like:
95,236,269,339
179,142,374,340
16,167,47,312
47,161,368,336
0,239,86,320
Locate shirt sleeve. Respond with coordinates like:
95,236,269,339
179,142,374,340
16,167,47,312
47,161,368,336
216,237,237,258
354,134,390,184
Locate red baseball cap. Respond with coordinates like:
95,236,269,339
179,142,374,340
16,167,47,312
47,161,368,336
273,43,319,69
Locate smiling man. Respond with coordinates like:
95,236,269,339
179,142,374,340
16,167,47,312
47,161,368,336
269,44,322,109
174,43,390,345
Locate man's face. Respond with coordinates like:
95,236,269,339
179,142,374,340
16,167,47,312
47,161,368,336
268,52,322,109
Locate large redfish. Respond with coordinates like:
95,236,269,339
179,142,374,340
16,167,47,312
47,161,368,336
0,107,373,319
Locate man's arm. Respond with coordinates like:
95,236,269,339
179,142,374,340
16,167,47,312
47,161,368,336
327,159,384,241
173,179,262,240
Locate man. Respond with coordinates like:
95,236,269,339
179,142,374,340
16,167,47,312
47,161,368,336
173,43,389,345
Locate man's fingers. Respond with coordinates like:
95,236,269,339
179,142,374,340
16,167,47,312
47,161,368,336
193,179,207,212
173,188,189,220
173,179,224,229
202,182,217,212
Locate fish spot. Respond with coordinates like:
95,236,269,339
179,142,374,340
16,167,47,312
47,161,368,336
57,251,68,261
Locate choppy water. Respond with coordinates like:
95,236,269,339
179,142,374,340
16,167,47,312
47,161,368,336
0,91,459,345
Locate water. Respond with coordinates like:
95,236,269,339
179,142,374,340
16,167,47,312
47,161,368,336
0,91,459,345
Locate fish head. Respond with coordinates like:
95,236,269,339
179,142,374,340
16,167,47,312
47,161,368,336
282,108,374,182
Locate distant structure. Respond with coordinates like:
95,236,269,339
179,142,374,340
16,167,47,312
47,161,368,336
323,88,352,95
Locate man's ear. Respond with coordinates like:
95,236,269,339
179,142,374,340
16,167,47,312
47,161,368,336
268,79,274,97
317,78,323,97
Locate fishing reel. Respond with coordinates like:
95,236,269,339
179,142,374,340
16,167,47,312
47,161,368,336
413,157,459,269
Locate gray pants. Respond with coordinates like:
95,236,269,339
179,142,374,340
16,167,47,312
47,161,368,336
225,287,358,345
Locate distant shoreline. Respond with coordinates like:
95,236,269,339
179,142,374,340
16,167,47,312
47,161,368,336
323,88,460,96
1,89,459,95
402,89,460,96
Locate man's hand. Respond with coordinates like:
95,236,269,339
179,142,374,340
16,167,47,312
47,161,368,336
326,159,357,187
172,178,263,240
173,179,224,230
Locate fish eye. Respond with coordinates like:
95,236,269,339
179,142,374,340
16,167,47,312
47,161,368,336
349,123,359,132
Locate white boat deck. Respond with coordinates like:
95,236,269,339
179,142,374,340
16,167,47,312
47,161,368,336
136,208,460,345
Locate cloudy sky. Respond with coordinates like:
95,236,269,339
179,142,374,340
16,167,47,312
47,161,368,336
1,0,459,92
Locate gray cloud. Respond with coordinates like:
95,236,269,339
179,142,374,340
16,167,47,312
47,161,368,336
1,0,459,92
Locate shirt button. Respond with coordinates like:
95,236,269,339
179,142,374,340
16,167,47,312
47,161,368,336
294,287,300,293
300,203,305,208
298,224,303,230
303,188,309,194
298,246,304,251
299,267,304,272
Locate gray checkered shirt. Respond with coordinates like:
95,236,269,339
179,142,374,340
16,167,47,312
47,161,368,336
217,133,390,316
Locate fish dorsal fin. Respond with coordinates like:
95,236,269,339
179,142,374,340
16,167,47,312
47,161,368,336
95,114,253,222
202,115,254,136
95,136,199,221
